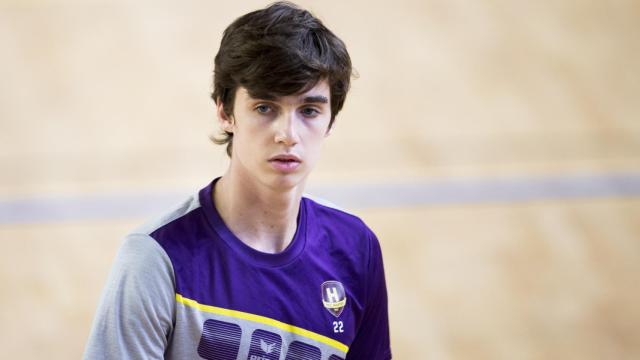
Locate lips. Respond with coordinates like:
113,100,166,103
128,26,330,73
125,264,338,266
268,154,302,172
269,154,302,163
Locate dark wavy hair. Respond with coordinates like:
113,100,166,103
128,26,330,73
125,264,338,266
211,1,353,157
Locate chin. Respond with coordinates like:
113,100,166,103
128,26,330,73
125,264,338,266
263,172,308,192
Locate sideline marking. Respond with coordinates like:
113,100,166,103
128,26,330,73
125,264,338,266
1,172,639,224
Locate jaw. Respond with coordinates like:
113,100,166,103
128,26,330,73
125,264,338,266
261,169,310,193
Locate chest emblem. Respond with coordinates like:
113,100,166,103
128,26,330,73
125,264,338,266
321,280,347,317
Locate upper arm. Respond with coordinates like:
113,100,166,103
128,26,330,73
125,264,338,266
83,233,176,360
346,227,392,359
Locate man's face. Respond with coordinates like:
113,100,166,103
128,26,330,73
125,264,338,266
218,79,332,190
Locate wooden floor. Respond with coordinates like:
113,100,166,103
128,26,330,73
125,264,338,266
1,0,639,358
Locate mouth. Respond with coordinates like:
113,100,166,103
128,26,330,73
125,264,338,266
269,154,302,163
268,154,302,172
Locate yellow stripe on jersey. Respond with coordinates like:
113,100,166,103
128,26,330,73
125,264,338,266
175,293,349,353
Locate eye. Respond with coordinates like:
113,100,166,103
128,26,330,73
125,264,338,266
301,107,320,117
255,104,272,114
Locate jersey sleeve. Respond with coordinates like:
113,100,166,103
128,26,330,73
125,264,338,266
346,226,392,359
83,233,176,360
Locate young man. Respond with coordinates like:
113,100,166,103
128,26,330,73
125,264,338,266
84,2,391,359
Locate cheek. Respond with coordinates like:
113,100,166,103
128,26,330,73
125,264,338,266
305,117,331,138
234,120,263,144
303,128,328,158
231,126,257,158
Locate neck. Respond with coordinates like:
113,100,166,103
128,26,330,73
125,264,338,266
213,169,305,254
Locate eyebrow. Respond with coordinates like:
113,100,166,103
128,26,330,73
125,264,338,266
302,95,329,104
248,93,329,104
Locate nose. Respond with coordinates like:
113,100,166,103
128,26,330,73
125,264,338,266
274,111,299,146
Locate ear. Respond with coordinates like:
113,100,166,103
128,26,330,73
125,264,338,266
216,100,234,133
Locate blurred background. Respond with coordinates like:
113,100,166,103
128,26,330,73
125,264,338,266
1,0,639,358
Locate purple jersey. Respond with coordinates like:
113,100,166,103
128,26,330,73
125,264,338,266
84,177,391,359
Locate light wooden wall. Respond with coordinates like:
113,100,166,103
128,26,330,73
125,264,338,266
1,0,638,358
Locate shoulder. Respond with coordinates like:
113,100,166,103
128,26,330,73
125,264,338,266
111,191,203,277
303,195,372,234
131,191,202,237
302,195,378,259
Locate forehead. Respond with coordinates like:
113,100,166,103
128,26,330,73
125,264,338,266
237,79,330,103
